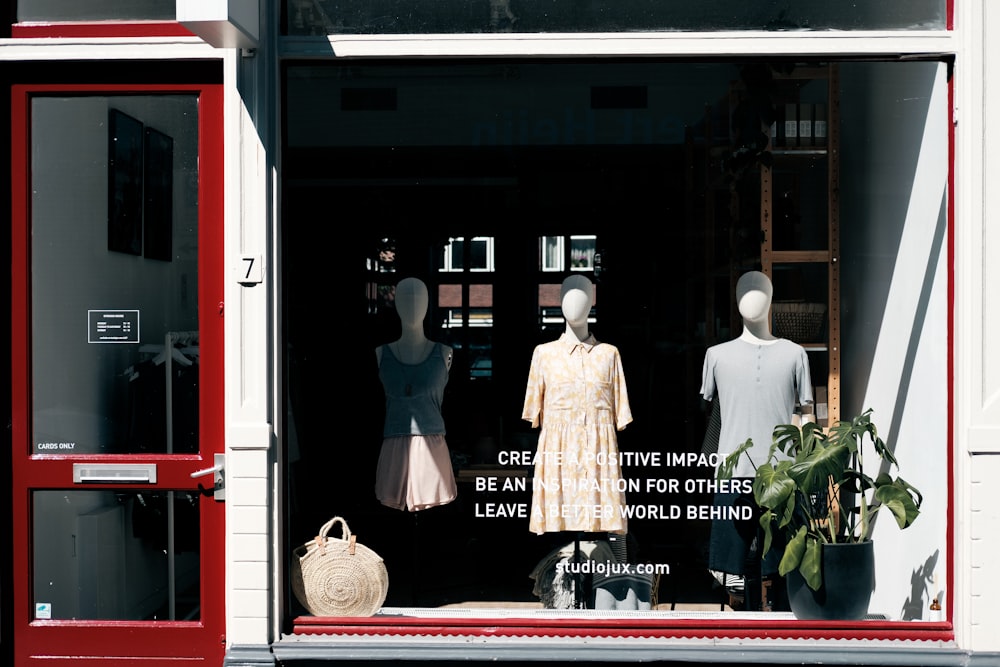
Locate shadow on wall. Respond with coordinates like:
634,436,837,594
900,549,940,621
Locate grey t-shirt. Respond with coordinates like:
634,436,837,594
700,338,813,478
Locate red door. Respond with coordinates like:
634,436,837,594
10,83,225,666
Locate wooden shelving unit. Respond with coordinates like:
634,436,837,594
759,64,840,426
685,64,841,426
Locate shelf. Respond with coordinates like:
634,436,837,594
768,250,830,263
771,149,828,157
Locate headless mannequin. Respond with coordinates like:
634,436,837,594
560,274,594,343
702,270,813,610
376,277,452,369
523,275,635,608
374,277,458,603
374,276,457,515
561,276,628,578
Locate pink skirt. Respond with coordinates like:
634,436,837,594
375,434,457,512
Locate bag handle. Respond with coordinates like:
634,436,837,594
315,516,358,555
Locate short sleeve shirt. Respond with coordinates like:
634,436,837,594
700,338,813,478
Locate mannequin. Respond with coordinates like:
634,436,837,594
374,277,457,512
699,270,813,608
522,276,632,538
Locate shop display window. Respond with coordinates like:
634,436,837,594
16,0,173,22
285,0,946,36
283,58,950,634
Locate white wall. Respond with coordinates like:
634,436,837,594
837,61,950,621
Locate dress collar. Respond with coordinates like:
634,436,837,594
559,332,598,354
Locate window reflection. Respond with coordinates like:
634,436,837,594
286,0,946,35
540,235,597,272
440,236,494,272
30,95,199,456
33,490,200,621
18,0,174,22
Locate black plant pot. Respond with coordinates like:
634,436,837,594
786,540,875,620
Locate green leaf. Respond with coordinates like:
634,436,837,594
754,464,795,514
874,482,922,529
800,538,824,591
800,421,827,453
787,443,850,492
773,423,804,456
718,438,754,480
778,524,807,576
759,510,775,556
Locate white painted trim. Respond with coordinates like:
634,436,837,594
279,31,956,59
0,37,218,60
224,43,277,649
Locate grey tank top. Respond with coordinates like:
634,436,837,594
379,342,448,437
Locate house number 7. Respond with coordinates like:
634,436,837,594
237,255,264,285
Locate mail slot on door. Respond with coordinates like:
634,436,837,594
73,463,157,484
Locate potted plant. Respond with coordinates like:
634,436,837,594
718,408,923,619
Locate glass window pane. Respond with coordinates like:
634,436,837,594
31,95,200,456
541,236,563,271
33,490,200,621
288,59,947,625
287,0,946,35
569,235,596,271
450,239,465,270
470,238,489,270
18,0,173,22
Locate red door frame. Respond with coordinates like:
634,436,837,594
10,82,225,666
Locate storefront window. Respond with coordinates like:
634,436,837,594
17,0,173,22
285,1,946,36
284,58,948,627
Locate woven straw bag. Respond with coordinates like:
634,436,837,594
290,516,389,617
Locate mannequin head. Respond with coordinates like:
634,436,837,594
395,277,429,328
560,275,594,327
736,271,773,323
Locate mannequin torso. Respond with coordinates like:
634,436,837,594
374,276,458,512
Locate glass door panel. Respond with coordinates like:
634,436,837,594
31,95,200,457
32,490,200,621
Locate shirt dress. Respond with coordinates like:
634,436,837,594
521,333,633,534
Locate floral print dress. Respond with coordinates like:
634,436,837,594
521,333,633,534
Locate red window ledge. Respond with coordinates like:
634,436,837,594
13,22,196,39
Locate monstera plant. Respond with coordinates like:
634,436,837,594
718,408,923,612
